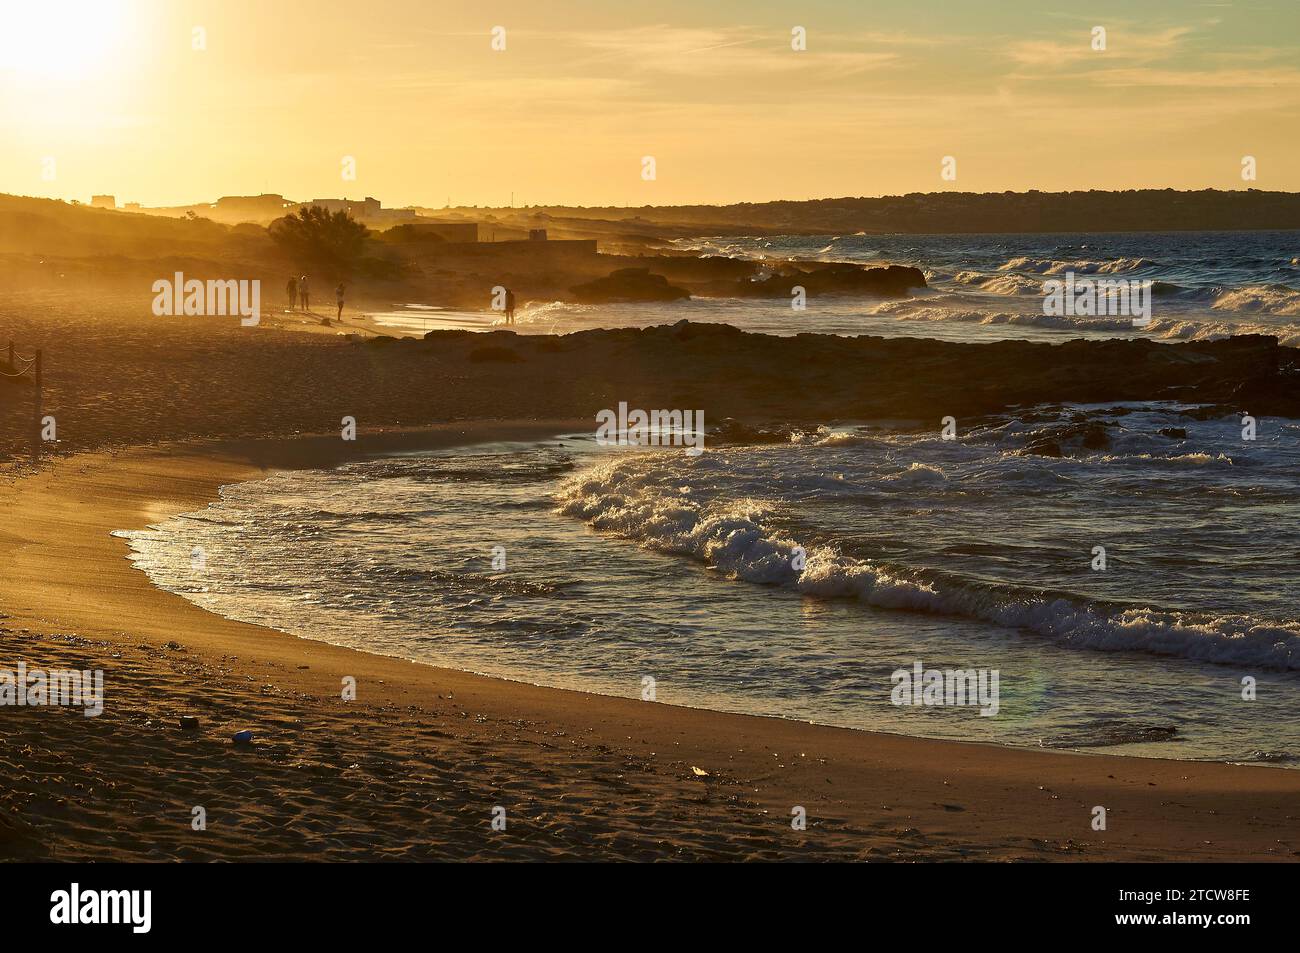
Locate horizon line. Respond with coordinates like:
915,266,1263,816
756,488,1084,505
7,186,1295,213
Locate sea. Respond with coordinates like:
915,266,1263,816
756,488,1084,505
119,230,1300,765
369,229,1300,345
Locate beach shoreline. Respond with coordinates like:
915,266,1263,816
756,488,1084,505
2,422,1299,861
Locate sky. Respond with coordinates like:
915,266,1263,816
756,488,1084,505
1,0,1297,208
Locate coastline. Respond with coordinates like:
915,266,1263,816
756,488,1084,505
4,291,1300,464
3,423,1300,861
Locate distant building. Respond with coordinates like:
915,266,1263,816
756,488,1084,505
123,202,142,211
382,221,479,243
528,228,548,241
90,195,115,209
214,194,294,221
423,238,598,260
305,196,382,219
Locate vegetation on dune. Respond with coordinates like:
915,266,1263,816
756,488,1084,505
269,206,370,273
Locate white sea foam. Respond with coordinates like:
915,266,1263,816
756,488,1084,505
556,451,1300,670
876,302,1300,345
952,271,1042,295
997,256,1158,275
1211,285,1300,315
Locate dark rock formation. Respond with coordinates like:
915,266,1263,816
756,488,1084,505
1018,419,1112,457
728,263,926,298
570,267,690,303
468,345,523,363
408,324,1300,422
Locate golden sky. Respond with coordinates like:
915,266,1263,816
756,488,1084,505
1,0,1297,207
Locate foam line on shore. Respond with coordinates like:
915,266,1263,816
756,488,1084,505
557,452,1300,670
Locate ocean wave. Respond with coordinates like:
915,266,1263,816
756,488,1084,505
878,303,1300,345
361,563,569,597
556,454,1300,670
799,429,878,449
951,271,1194,298
952,271,1042,295
1093,451,1234,466
883,305,1136,332
1241,750,1298,764
1143,316,1300,346
1211,284,1300,315
512,300,598,326
354,453,575,483
997,256,1158,276
1039,719,1181,749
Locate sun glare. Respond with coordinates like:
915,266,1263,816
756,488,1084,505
0,0,128,81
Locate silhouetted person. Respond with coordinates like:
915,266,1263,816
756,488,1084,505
299,275,310,312
336,282,345,321
286,277,298,311
505,288,516,325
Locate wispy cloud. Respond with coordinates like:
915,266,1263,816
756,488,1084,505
561,24,899,77
1006,25,1194,70
1089,66,1300,88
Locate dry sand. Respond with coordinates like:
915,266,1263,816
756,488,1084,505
2,423,1299,862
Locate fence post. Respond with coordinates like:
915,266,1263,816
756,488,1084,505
31,350,42,460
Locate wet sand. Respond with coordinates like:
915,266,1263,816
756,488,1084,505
2,424,1299,861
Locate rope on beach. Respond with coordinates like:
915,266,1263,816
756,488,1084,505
1,363,35,378
0,349,38,378
1,340,45,460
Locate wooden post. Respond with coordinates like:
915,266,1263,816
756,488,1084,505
31,350,42,460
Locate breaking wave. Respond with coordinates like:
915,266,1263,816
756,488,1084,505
997,256,1158,275
1211,285,1300,315
556,453,1300,671
952,271,1042,295
876,302,1300,345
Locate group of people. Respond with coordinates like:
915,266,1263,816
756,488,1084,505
286,275,346,321
284,276,520,326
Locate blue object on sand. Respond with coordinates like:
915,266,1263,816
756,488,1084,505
232,730,254,744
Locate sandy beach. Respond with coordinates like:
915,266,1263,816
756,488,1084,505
2,423,1299,862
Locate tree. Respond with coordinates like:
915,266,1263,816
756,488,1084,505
269,206,369,273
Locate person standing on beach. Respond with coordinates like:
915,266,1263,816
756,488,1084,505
335,281,345,321
505,287,516,325
299,275,310,312
286,277,298,311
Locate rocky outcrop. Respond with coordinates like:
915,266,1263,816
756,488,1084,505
409,324,1300,422
727,263,926,298
569,267,690,303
